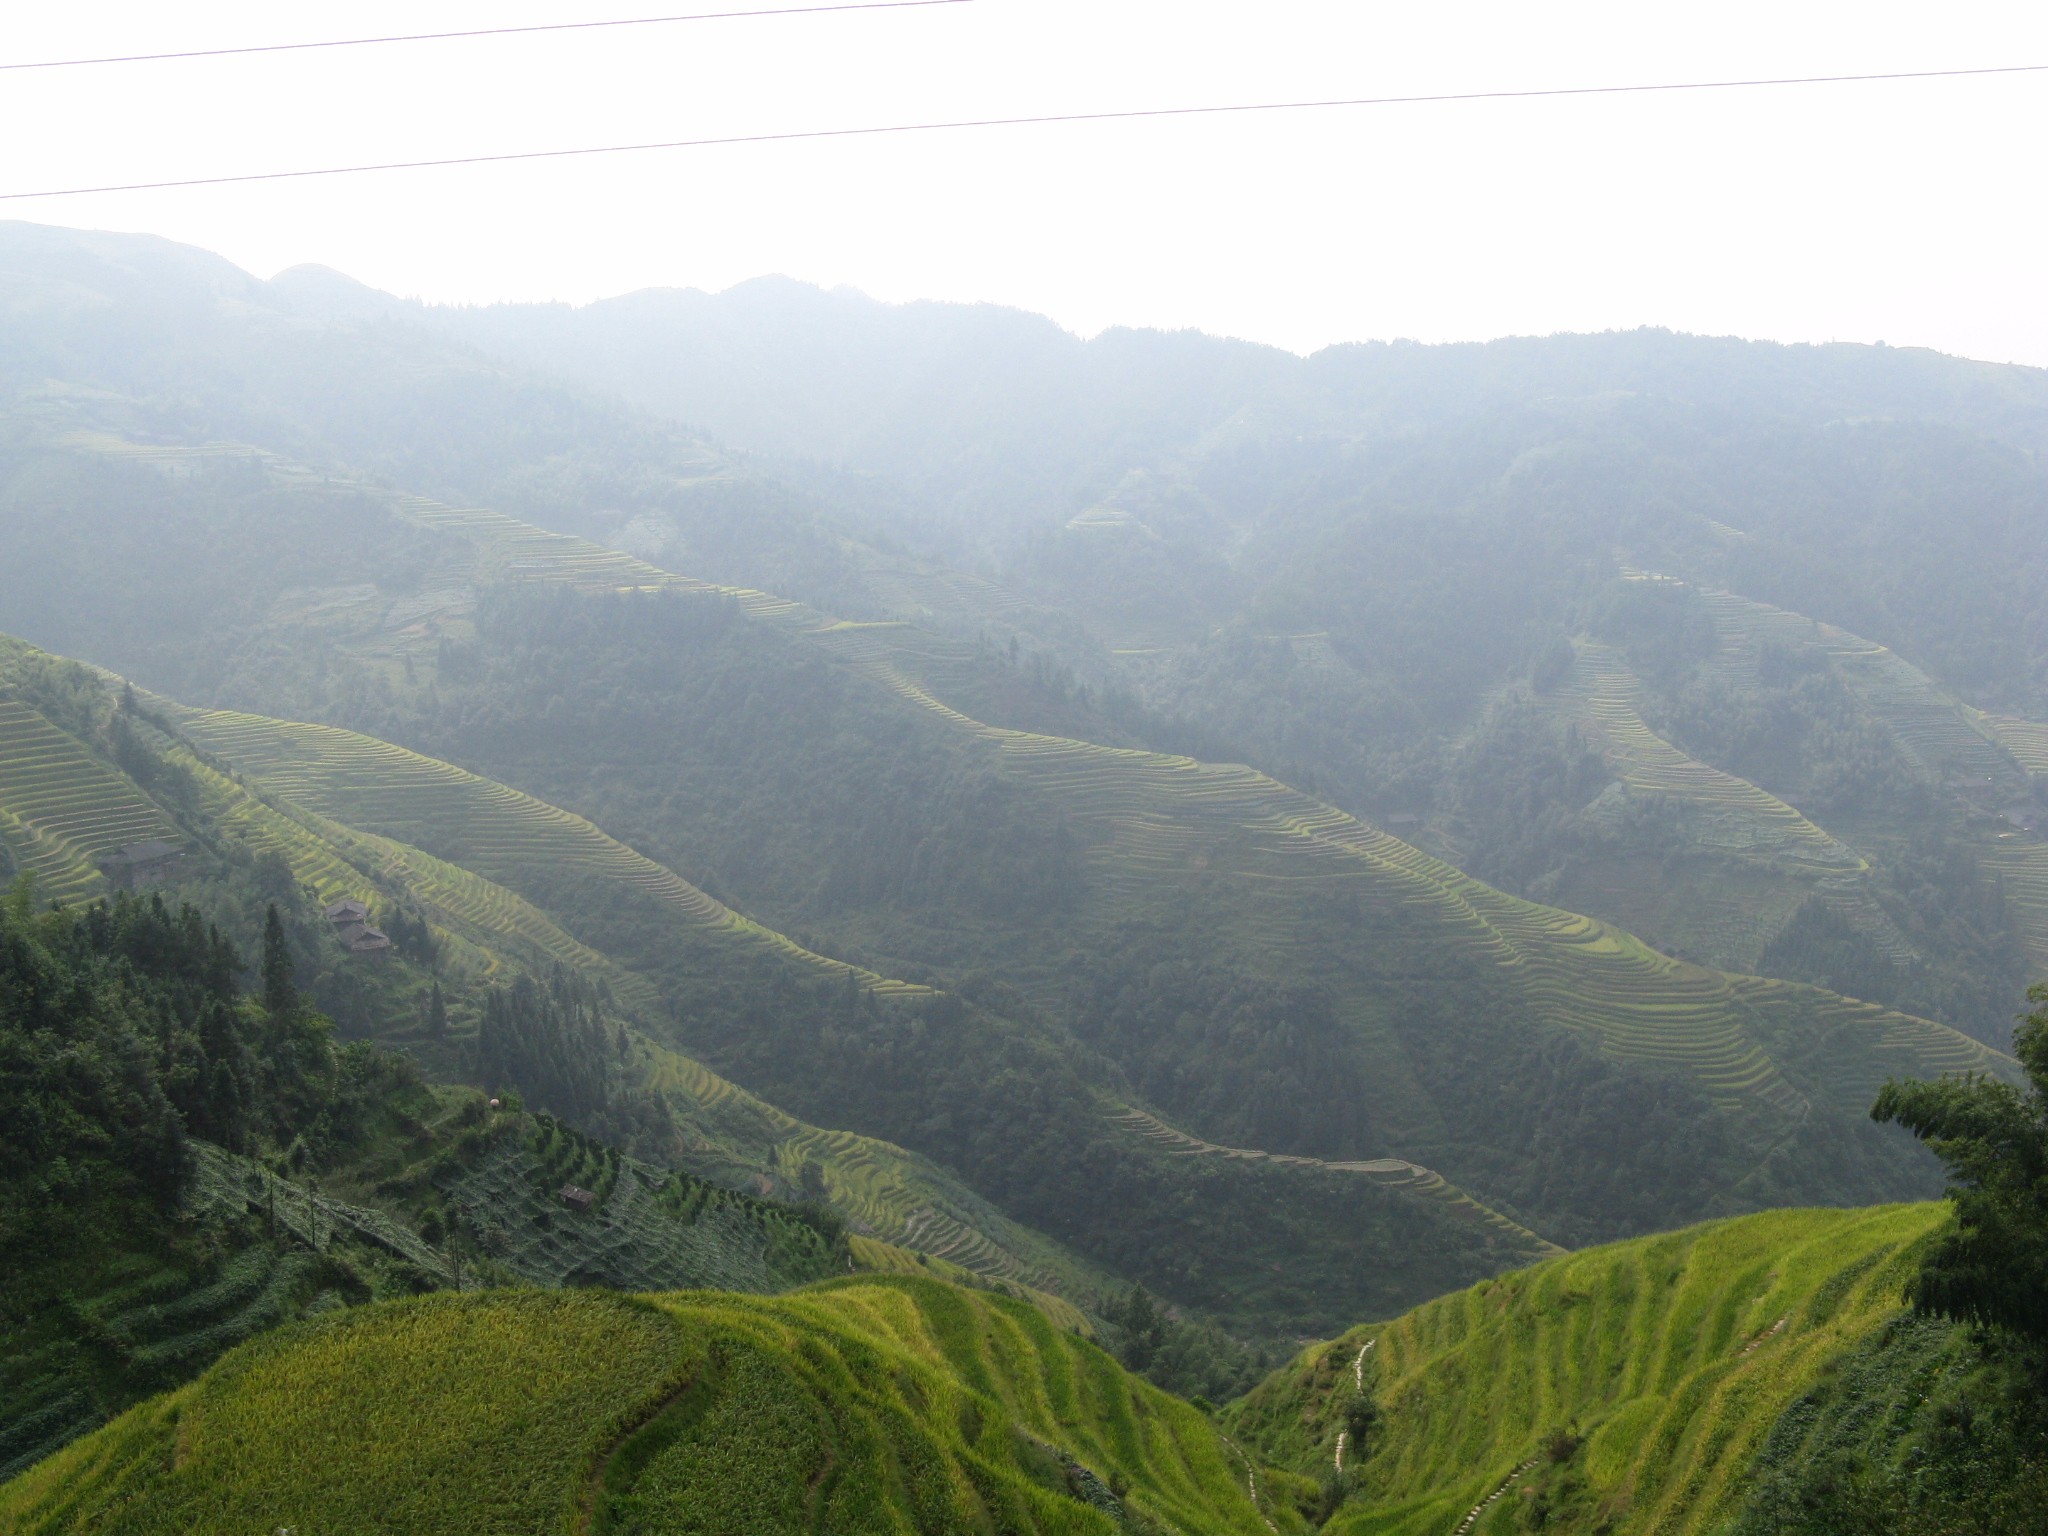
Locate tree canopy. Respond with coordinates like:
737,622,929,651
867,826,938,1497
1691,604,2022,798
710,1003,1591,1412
1873,984,2048,1348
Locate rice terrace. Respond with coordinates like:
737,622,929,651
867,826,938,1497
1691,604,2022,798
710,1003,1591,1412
7,42,2048,1530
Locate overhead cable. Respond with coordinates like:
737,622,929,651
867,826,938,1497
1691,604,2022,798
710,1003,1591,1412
0,0,972,72
4,60,2043,201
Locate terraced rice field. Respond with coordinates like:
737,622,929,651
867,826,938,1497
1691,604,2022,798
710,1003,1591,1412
1696,589,2026,786
0,1236,322,1483
1108,1107,1561,1257
1555,642,1860,873
162,705,925,998
642,1047,1116,1302
110,697,1091,1301
1530,636,1915,968
439,1138,835,1295
196,486,2007,1140
1983,714,2048,776
1981,839,2048,973
775,619,2002,1120
4,1280,1277,1536
0,698,179,903
844,1236,1093,1333
120,685,1109,1302
1226,1203,1948,1536
168,722,1094,1297
169,740,643,996
1690,586,2048,971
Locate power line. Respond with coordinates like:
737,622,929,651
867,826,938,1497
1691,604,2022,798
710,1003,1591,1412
0,0,971,72
5,60,2043,202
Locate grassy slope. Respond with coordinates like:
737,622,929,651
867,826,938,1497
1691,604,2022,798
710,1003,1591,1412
140,439,2006,1182
0,692,179,905
32,438,2016,1254
0,1078,853,1481
1224,1203,1948,1536
160,692,1547,1280
1695,585,2048,979
0,1277,1294,1536
0,634,1125,1302
356,475,2012,1217
55,439,2015,1143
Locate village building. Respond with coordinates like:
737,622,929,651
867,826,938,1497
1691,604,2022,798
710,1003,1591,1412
97,839,183,891
559,1185,596,1212
334,920,394,957
324,898,392,957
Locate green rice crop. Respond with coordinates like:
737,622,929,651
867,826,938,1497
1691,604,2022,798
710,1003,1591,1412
0,697,178,904
1224,1203,1947,1536
1,1277,1289,1536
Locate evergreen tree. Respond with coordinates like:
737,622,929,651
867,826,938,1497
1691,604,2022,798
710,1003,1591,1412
261,905,296,1020
1872,985,2048,1348
428,981,448,1038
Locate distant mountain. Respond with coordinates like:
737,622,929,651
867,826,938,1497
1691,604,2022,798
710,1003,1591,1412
0,218,2036,1346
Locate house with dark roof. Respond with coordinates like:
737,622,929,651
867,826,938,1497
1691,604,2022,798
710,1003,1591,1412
97,840,183,891
321,897,391,957
334,920,394,958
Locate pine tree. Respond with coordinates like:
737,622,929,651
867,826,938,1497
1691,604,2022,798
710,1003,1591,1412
428,980,448,1038
261,904,297,1019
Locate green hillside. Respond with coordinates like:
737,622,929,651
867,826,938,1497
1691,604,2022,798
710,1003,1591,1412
11,432,2010,1261
0,689,180,905
0,1277,1295,1536
1224,1204,1950,1536
152,683,1546,1330
1,628,1546,1349
335,481,2006,1236
0,634,1124,1306
0,1095,847,1481
0,638,1143,1476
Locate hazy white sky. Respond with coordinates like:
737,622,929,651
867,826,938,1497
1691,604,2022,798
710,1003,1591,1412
6,1,2047,362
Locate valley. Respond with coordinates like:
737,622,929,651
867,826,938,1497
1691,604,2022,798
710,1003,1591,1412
3,219,2047,1530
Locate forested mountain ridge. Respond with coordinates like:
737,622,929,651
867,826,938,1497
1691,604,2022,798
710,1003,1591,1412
411,258,2048,1048
0,220,2034,1315
0,638,1138,1310
2,417,2007,1270
1,623,1543,1355
6,220,2048,1528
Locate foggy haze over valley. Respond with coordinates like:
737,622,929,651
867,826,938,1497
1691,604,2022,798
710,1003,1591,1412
3,5,2048,1531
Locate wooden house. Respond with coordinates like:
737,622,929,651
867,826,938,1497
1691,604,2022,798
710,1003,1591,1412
97,840,183,891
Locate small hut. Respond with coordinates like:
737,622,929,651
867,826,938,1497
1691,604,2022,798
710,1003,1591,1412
97,840,183,891
334,921,394,958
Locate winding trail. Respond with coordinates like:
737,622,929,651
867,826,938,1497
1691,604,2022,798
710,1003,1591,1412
573,1371,699,1536
1742,1315,1790,1355
1452,1457,1539,1535
1108,1107,1562,1255
1219,1434,1278,1534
